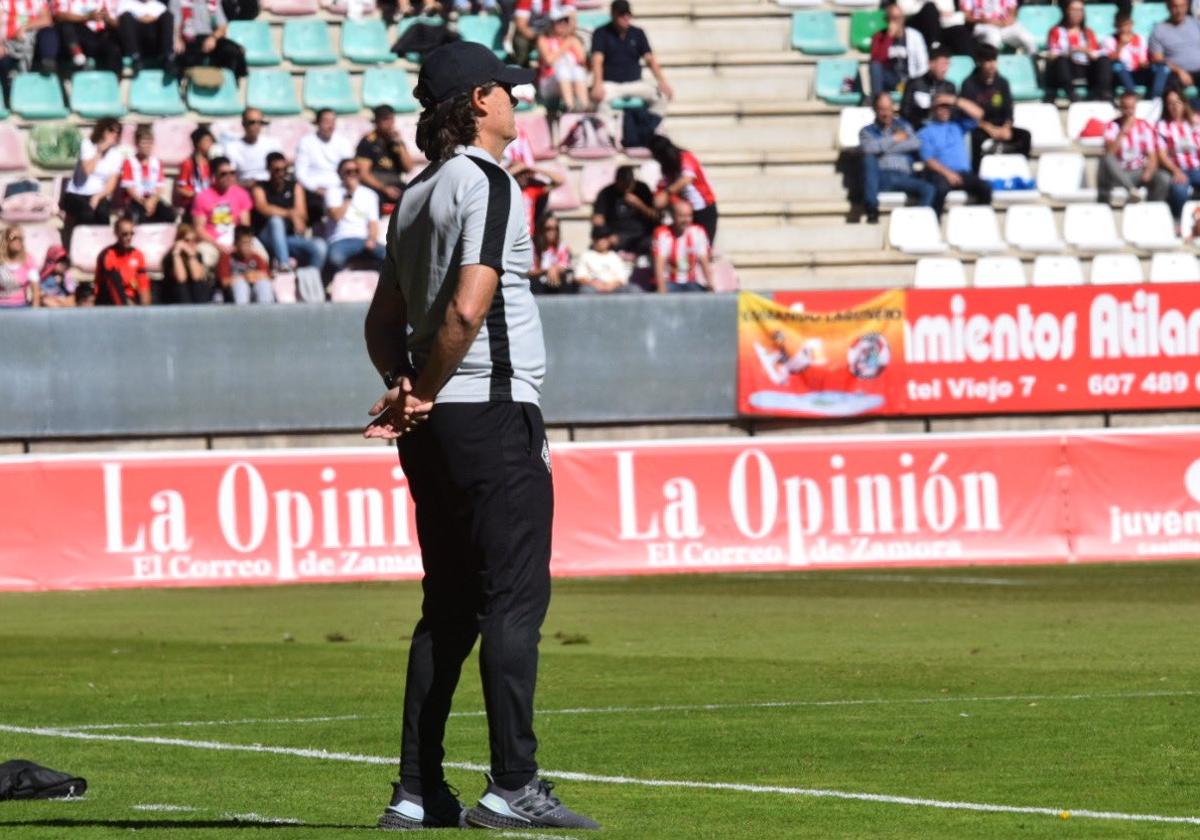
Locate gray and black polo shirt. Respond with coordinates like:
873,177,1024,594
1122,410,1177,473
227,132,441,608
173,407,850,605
384,144,545,405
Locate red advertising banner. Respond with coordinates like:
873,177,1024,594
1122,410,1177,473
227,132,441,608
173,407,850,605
739,285,1200,417
2,428,1198,592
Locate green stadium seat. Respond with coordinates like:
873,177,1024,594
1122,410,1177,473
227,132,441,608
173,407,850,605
849,8,885,53
283,19,337,65
227,20,281,66
361,67,417,111
27,123,81,169
71,71,126,119
303,68,357,113
458,14,504,57
129,70,185,116
575,10,608,30
947,55,974,90
815,58,861,105
341,18,394,64
1087,3,1117,40
998,54,1042,101
1133,2,1168,38
186,68,243,116
790,11,845,56
10,72,68,119
1017,5,1061,50
247,68,301,115
0,98,8,119
610,96,646,109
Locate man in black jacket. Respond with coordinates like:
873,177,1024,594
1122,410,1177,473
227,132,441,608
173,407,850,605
899,45,957,130
958,43,1032,171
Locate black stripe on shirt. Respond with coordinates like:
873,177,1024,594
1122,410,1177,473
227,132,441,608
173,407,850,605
464,154,512,401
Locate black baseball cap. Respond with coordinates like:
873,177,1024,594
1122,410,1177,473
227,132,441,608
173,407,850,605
415,42,535,107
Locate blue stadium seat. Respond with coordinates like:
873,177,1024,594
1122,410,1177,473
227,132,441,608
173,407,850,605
303,68,358,114
790,11,846,56
341,18,394,64
458,14,504,57
10,72,69,119
227,20,281,66
0,98,8,119
361,67,417,112
1087,3,1118,41
246,69,302,115
186,69,243,116
71,71,126,119
998,54,1041,101
1133,2,1169,38
1017,5,1061,50
283,19,337,65
575,11,609,31
610,96,646,109
947,55,974,90
129,70,186,116
815,59,861,106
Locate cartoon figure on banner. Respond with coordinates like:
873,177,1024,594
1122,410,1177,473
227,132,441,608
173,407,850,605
755,330,827,386
847,332,890,380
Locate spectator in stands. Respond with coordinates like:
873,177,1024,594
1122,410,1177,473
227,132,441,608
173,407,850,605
576,224,637,293
62,117,123,246
52,0,121,72
899,45,956,130
324,157,386,281
175,125,213,213
918,92,991,216
121,124,176,223
859,92,936,224
1149,0,1200,101
117,0,173,74
868,3,928,99
163,221,215,303
1106,11,1160,96
591,164,656,255
510,161,564,234
537,9,588,111
0,1,56,100
0,225,40,308
226,108,282,188
75,280,94,305
512,0,574,67
192,155,253,265
170,0,246,80
959,44,1031,170
1100,90,1170,205
649,134,718,243
652,199,711,293
960,0,1035,55
1155,88,1200,220
94,216,151,305
355,105,414,209
218,225,274,304
1044,0,1112,103
295,108,355,224
253,151,326,271
897,0,974,57
589,0,673,117
530,214,573,294
38,245,78,307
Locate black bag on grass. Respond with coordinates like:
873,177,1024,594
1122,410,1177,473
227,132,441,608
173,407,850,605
0,760,87,800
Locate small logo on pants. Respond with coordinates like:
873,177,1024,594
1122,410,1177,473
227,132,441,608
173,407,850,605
541,438,552,473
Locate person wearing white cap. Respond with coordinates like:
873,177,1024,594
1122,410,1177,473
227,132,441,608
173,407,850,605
536,9,588,111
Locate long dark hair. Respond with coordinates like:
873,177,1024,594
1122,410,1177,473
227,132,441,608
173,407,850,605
648,134,683,181
414,83,496,162
91,117,121,144
1057,0,1086,31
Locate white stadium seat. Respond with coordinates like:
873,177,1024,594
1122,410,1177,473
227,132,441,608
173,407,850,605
1031,255,1085,286
1149,252,1200,282
1036,152,1094,202
1066,101,1116,147
946,205,1006,253
913,257,967,288
1121,202,1182,251
1182,200,1200,242
888,206,947,254
1136,98,1162,124
837,107,874,150
1090,253,1145,285
973,256,1026,287
1063,203,1123,251
1004,205,1065,252
979,154,1038,203
1015,102,1069,150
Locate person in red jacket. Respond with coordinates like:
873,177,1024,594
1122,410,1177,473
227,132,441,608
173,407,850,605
94,216,150,305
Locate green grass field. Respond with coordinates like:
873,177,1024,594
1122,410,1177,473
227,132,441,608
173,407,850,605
2,563,1199,839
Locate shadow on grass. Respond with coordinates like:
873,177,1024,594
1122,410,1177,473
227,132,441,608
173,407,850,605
0,817,372,830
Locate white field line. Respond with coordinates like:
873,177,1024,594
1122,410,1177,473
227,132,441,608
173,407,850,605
132,804,199,812
58,689,1200,732
131,803,302,824
817,574,1032,586
499,833,581,840
3,723,1199,827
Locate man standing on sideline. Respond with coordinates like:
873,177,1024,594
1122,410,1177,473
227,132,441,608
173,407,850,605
362,41,599,832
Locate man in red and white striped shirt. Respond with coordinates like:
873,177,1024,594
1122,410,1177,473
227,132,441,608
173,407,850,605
121,124,176,224
1099,91,1170,205
652,199,712,293
0,0,55,83
52,0,121,72
960,0,1036,54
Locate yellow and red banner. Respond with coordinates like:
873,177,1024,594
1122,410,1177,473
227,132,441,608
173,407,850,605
738,285,1200,417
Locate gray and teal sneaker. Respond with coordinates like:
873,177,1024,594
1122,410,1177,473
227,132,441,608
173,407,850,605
465,776,600,830
377,781,467,830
